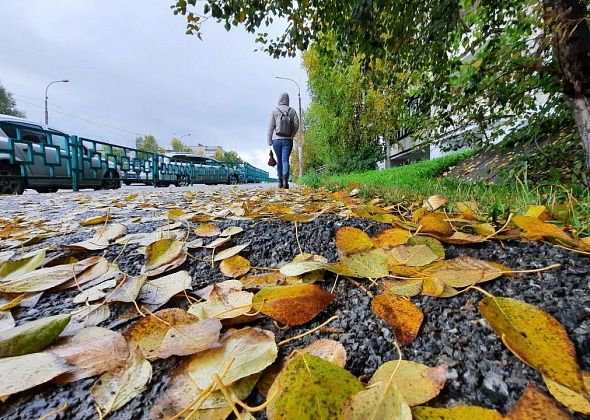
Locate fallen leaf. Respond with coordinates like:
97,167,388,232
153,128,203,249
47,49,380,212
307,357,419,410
341,379,411,420
335,249,390,279
512,215,573,243
189,281,253,320
220,226,244,237
267,352,364,420
371,292,423,345
213,243,251,262
387,245,440,267
252,284,336,326
91,347,152,415
543,372,590,415
72,279,117,304
219,255,251,278
0,257,100,293
195,224,221,237
508,383,572,419
406,236,445,259
143,238,186,277
177,327,277,388
124,308,222,360
186,238,204,249
49,327,129,383
204,236,231,249
524,205,550,221
418,213,453,237
382,279,423,297
55,257,111,290
241,272,287,288
369,360,447,406
423,195,448,211
105,275,146,303
0,249,46,281
301,339,347,368
421,278,446,297
440,232,488,245
0,311,15,333
63,304,111,335
336,227,374,256
421,257,509,288
473,223,496,236
93,223,127,243
138,270,193,308
279,260,332,277
0,352,71,398
0,313,70,357
479,296,585,393
79,214,109,226
412,405,503,419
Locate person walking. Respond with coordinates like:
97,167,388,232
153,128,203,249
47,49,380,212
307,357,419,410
267,92,299,189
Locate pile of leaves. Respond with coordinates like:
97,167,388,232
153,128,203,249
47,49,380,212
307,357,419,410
0,186,588,418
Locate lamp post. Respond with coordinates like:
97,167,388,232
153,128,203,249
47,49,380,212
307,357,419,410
275,76,303,178
45,80,69,125
173,132,191,141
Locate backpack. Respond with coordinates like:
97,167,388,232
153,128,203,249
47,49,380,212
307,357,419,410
275,108,294,137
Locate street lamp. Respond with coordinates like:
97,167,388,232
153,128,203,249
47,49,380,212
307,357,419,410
45,80,69,125
275,76,303,178
173,132,191,141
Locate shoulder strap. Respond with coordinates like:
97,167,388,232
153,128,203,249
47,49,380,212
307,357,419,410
276,107,288,116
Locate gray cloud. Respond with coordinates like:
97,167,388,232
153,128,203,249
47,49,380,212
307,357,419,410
0,0,308,170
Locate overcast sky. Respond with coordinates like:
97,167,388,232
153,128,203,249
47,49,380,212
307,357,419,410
0,0,308,170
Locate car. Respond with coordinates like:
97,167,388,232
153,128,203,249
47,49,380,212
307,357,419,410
166,153,240,185
0,114,121,194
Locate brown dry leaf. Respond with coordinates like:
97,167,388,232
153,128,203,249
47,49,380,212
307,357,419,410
124,308,222,360
105,275,146,303
508,384,572,419
406,236,445,259
204,236,231,249
455,201,480,220
72,279,117,304
194,224,221,237
63,304,111,335
370,228,411,249
543,371,590,415
189,280,253,320
279,214,319,223
138,270,192,308
220,255,251,278
142,238,186,277
423,195,448,211
213,243,251,262
49,327,129,383
336,226,374,256
371,292,423,345
479,296,586,394
252,284,336,326
0,353,72,398
300,339,347,368
370,360,447,406
55,257,111,291
512,215,573,243
421,256,509,288
241,272,287,289
91,347,152,415
418,213,454,237
439,232,488,245
386,245,440,267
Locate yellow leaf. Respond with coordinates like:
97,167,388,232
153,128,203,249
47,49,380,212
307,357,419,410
220,255,251,278
413,405,503,419
473,223,496,236
512,215,573,243
524,205,549,220
342,380,411,420
336,226,374,256
194,224,221,237
386,245,440,267
479,297,585,393
371,228,411,249
382,279,423,297
419,213,453,237
543,371,590,415
370,360,447,406
421,257,508,288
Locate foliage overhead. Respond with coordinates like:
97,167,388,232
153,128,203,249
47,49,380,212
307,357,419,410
0,82,25,118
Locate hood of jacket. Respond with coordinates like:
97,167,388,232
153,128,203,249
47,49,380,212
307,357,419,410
278,93,290,106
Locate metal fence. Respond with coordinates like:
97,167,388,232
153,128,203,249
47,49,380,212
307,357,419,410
0,123,270,192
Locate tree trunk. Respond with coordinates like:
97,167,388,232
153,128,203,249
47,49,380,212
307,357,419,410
543,0,590,179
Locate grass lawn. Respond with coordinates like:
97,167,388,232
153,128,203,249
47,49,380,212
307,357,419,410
298,152,590,235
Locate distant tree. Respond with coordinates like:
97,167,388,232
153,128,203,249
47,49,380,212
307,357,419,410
218,150,243,165
100,144,124,157
171,137,192,152
213,148,224,161
0,82,25,118
136,135,160,153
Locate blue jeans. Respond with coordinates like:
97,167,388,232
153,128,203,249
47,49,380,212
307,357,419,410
272,138,293,179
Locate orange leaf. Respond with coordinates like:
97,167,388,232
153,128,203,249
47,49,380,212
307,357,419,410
219,255,251,278
512,216,573,243
371,292,423,345
252,284,336,326
508,384,571,419
371,228,411,248
418,213,453,237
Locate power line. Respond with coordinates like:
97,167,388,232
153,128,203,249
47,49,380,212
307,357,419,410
13,97,144,139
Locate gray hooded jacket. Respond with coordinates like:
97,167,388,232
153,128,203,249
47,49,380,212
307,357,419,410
267,93,300,145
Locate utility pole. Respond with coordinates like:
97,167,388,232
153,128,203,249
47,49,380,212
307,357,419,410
45,80,69,125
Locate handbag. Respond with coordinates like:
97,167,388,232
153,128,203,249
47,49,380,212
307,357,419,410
268,150,277,167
